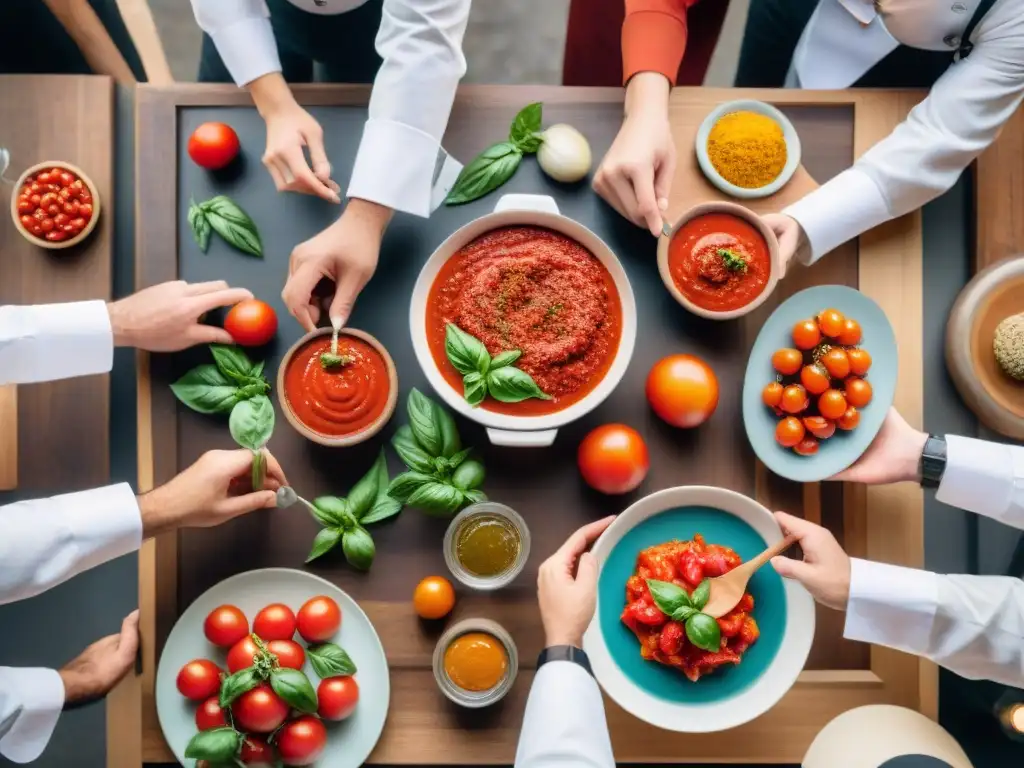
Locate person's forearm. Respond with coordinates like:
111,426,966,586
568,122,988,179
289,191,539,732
624,72,670,121
0,667,64,764
0,302,113,385
248,72,296,119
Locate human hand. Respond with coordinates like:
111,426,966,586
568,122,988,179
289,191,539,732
108,280,252,352
831,408,927,485
593,73,674,237
60,610,139,708
139,449,287,538
281,198,392,331
770,512,850,610
538,516,616,648
761,213,808,278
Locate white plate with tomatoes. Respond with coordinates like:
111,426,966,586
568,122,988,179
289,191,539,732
155,568,389,767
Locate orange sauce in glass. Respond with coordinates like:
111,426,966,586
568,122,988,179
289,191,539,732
443,632,508,692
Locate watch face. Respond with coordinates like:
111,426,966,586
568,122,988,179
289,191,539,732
879,757,952,768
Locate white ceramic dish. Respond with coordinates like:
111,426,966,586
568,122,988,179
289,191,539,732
695,99,801,199
410,193,637,448
155,568,389,767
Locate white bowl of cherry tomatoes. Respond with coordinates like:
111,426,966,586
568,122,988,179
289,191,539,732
10,161,99,248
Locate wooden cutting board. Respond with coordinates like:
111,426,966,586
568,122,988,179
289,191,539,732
0,386,14,490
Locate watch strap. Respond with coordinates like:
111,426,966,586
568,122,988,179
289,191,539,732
537,645,593,677
919,435,947,488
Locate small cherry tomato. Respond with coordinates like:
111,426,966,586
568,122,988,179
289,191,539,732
204,604,249,648
780,384,809,414
29,193,41,205
276,715,327,766
836,317,862,346
818,389,848,420
241,736,274,765
317,676,360,721
645,354,719,428
844,377,873,408
19,214,34,228
227,635,261,674
39,192,57,208
802,416,836,440
775,416,806,448
70,217,86,231
54,213,69,226
176,659,223,701
58,187,71,201
40,218,54,232
577,423,650,495
47,204,60,217
29,182,42,194
821,347,851,380
37,172,51,184
413,575,456,620
45,230,67,242
296,595,342,643
799,363,830,395
267,639,305,670
772,348,803,376
79,202,93,219
793,436,820,456
253,603,297,641
188,122,241,170
16,199,33,214
232,684,289,733
195,696,228,731
817,308,846,338
762,381,783,408
792,318,822,350
847,347,872,376
838,406,860,430
60,171,74,187
224,299,278,347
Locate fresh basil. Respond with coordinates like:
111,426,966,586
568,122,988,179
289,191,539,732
509,102,543,153
684,612,722,653
452,459,485,490
445,323,490,376
490,349,522,369
210,344,257,384
463,488,488,504
387,471,434,502
342,526,375,570
306,527,342,563
187,199,213,253
447,447,471,469
646,579,692,617
250,360,265,378
311,496,347,526
170,364,239,415
436,404,461,458
229,395,275,451
463,371,487,407
199,195,263,258
269,668,318,714
306,642,357,679
237,380,270,400
671,606,698,623
407,481,464,517
184,727,241,762
444,325,548,405
320,352,352,370
361,496,402,525
407,389,444,457
691,579,711,612
251,449,266,491
218,667,260,708
347,450,386,519
392,425,435,474
487,365,550,403
445,141,523,206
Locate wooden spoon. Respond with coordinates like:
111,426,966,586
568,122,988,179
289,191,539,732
701,535,798,618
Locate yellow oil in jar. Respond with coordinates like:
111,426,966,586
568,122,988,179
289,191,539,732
455,513,521,577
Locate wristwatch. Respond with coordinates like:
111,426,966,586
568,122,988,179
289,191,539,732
919,435,947,488
537,645,593,677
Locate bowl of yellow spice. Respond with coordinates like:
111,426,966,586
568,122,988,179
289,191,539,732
696,100,801,199
444,502,530,591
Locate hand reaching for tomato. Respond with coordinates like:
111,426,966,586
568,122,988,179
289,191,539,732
830,407,928,485
59,610,140,708
769,512,850,610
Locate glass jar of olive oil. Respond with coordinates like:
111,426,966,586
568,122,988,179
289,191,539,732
443,502,531,590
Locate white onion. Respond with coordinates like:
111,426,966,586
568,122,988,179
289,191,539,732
537,123,592,183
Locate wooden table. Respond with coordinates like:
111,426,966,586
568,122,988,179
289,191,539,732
119,84,932,766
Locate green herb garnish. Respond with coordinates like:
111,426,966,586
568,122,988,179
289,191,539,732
646,578,721,652
718,248,748,273
444,323,549,406
319,352,353,370
188,195,262,257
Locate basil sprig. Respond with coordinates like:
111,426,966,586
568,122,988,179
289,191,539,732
188,195,263,257
184,727,242,763
269,667,318,714
218,667,261,708
646,578,722,653
307,642,357,679
213,634,320,724
445,324,549,405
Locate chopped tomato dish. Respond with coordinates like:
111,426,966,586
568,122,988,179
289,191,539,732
15,166,95,243
621,534,759,681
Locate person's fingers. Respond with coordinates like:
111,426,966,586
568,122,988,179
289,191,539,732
654,150,676,212
555,516,616,569
627,164,663,237
303,128,336,191
328,267,371,329
218,490,279,519
191,287,254,314
773,510,826,541
608,173,642,228
105,610,140,681
282,146,338,202
186,280,229,296
265,157,289,192
282,261,326,332
262,449,288,488
576,550,599,585
770,555,815,584
186,324,236,346
593,171,631,222
211,448,267,479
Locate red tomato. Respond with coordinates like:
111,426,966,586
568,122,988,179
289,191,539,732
821,348,851,380
775,417,805,448
844,377,873,408
792,319,821,350
195,696,228,731
762,381,783,408
645,354,719,428
317,676,359,720
268,639,306,670
836,317,862,346
577,424,650,495
847,347,872,376
227,635,262,674
253,603,297,641
793,436,819,456
224,299,278,347
176,659,223,701
780,384,809,414
771,348,803,376
276,715,328,766
818,389,848,421
188,122,241,170
296,596,342,643
802,416,836,440
838,406,860,430
241,736,275,766
232,685,289,733
817,308,845,338
204,605,249,648
799,364,830,395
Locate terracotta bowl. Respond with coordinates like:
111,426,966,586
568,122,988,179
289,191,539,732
10,161,101,250
657,201,780,320
276,327,398,447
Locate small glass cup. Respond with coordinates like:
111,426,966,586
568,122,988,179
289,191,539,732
443,502,531,591
432,618,518,708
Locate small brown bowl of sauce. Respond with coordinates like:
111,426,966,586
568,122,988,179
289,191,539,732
432,619,518,708
443,503,530,591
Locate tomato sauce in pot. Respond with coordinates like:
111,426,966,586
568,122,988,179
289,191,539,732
425,226,622,416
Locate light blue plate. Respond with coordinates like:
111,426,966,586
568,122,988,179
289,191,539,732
742,285,897,483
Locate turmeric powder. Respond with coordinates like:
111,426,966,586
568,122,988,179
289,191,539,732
706,111,787,189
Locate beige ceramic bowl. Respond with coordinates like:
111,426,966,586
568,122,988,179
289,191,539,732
10,161,101,250
432,618,519,709
657,201,780,320
276,327,398,447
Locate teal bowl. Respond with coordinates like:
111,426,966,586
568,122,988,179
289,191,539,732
583,486,814,732
743,285,897,482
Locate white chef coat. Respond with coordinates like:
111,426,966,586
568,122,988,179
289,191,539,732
780,0,1024,262
0,301,143,764
189,0,470,218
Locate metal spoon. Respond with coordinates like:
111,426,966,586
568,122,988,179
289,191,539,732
701,535,799,618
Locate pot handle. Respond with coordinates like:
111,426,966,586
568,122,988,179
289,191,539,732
494,194,559,216
486,428,558,448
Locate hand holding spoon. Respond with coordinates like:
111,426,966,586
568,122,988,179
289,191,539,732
701,534,798,618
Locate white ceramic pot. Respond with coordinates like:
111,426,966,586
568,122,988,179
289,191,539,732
410,193,637,447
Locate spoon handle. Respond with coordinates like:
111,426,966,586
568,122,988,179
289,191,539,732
743,534,799,574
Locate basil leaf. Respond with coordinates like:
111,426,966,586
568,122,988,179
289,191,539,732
269,668,318,714
451,459,485,490
646,579,691,617
486,366,550,403
685,612,722,653
691,579,711,612
445,142,523,206
229,395,275,451
219,667,260,708
392,426,435,474
670,606,697,623
170,364,239,414
447,447,471,469
306,642,357,678
445,324,490,376
250,360,265,378
184,727,241,762
237,379,270,400
463,371,487,407
201,195,263,258
320,352,353,370
347,451,386,520
361,497,402,525
463,488,488,504
387,471,434,502
310,496,347,526
210,344,255,384
251,450,266,491
407,389,443,457
342,526,376,571
306,527,342,563
435,404,462,459
407,481,463,517
188,200,212,253
490,349,522,369
509,102,543,153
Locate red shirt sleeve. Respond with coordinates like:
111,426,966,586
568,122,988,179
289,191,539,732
622,0,700,86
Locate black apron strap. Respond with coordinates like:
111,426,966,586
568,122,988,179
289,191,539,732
957,0,1000,60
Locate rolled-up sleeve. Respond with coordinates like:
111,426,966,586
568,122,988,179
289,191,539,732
190,0,282,86
0,667,64,764
0,301,113,385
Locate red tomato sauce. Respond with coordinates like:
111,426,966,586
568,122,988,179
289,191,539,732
668,213,770,312
284,336,390,437
621,534,760,682
15,166,95,244
425,226,622,416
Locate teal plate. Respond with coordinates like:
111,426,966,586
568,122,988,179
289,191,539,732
743,285,897,483
583,487,815,732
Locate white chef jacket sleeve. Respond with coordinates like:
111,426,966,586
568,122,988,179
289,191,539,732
514,661,615,768
0,668,64,764
844,559,1024,688
784,20,1024,262
934,435,1024,531
0,484,142,606
346,0,470,217
189,0,281,86
0,301,113,385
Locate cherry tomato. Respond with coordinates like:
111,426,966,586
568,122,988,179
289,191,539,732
817,308,846,338
188,122,241,170
276,715,327,766
802,416,836,440
762,381,783,408
847,347,872,376
645,354,719,428
44,230,67,242
818,389,848,421
195,696,228,731
577,423,650,495
836,317,862,346
792,318,822,350
63,201,80,216
224,299,278,347
47,204,60,217
241,736,275,766
39,192,57,208
252,603,296,641
838,406,860,430
232,684,289,733
58,187,71,201
296,595,342,643
775,416,805,448
820,348,850,380
780,384,809,414
29,182,41,194
19,214,34,229
175,659,223,701
70,217,86,231
227,635,261,674
413,575,456,620
318,676,360,720
844,377,873,408
60,171,75,187
204,604,249,648
16,199,33,214
267,639,305,670
54,213,69,226
771,348,803,376
40,218,54,233
799,363,830,395
37,172,51,184
793,436,820,456
79,202,94,219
